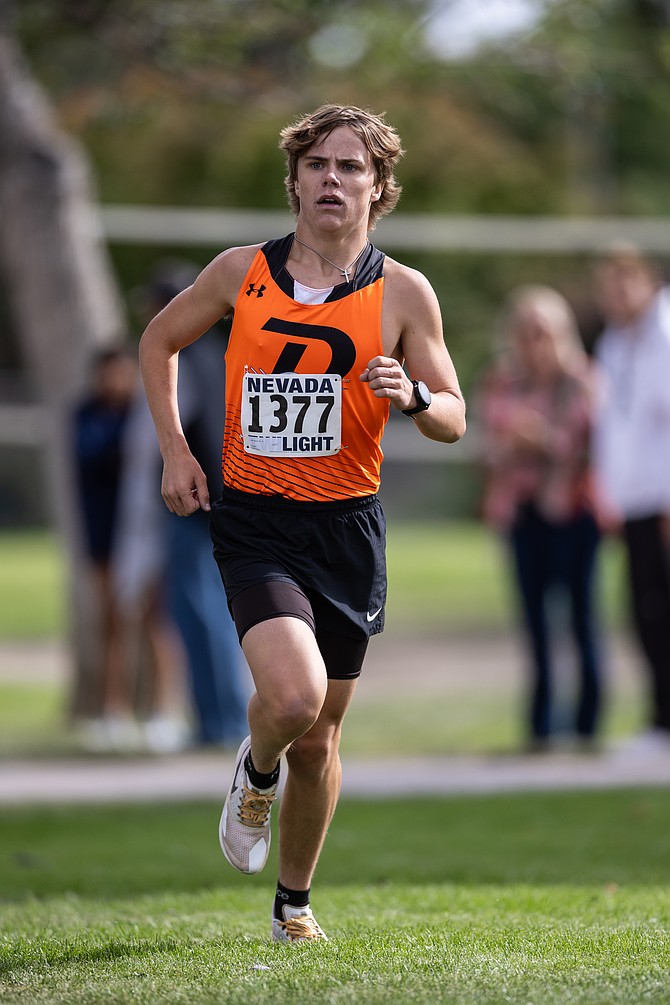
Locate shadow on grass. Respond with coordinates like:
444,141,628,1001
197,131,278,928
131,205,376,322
2,934,183,978
2,789,669,905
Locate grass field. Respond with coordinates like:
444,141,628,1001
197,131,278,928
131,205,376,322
0,531,66,640
0,524,637,758
0,529,665,1004
0,522,627,640
2,790,670,1004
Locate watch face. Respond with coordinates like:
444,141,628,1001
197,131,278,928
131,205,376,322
415,381,431,408
402,379,432,416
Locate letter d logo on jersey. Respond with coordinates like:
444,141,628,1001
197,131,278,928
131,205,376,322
262,318,356,378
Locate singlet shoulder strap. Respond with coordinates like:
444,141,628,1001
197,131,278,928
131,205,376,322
261,233,384,302
261,234,294,295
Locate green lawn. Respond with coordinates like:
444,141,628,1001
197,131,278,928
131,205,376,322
0,522,627,640
0,530,661,1002
0,531,66,639
0,524,635,759
2,790,669,1004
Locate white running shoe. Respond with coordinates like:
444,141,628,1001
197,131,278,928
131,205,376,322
219,736,277,874
272,904,328,943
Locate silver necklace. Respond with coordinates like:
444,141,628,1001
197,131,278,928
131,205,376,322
294,236,368,283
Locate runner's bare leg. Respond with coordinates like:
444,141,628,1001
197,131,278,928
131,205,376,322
242,618,357,889
279,679,357,889
242,616,327,772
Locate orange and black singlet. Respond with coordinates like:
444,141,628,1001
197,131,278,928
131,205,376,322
222,234,389,502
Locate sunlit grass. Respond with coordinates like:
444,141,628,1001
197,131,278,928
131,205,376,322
2,791,670,1004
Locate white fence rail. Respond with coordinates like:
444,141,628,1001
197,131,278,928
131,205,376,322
5,209,669,454
100,206,670,254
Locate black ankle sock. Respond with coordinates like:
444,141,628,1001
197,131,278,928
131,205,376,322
274,880,310,919
245,751,280,790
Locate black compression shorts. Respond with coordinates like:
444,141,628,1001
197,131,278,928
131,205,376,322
230,581,369,680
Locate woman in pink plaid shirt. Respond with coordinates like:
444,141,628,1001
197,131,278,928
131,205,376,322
478,285,603,751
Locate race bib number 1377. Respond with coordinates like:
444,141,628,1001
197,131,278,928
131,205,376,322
241,373,342,457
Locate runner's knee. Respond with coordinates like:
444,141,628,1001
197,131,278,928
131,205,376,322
258,686,324,739
287,729,340,779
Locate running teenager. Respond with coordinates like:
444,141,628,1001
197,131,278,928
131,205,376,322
139,104,466,942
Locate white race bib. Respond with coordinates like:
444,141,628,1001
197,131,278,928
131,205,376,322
241,373,342,457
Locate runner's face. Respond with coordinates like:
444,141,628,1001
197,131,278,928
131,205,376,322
294,126,383,232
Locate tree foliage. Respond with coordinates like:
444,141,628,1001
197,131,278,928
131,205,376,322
16,0,670,218
10,0,670,396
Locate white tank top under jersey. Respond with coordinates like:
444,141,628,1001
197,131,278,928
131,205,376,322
292,280,334,305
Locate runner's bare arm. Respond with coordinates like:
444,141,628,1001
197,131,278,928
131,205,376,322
361,262,466,443
139,246,257,515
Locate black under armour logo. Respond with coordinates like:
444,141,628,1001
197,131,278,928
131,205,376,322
246,283,266,298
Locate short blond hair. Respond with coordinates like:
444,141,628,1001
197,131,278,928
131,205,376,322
279,104,404,230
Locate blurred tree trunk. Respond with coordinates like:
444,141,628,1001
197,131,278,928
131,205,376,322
0,7,126,718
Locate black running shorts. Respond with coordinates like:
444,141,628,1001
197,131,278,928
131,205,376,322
209,485,387,645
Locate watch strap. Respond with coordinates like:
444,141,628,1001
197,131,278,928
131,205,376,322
402,380,430,416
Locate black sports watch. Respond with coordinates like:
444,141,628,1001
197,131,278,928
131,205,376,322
402,380,432,416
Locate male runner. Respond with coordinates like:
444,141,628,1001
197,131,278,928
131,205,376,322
139,104,466,942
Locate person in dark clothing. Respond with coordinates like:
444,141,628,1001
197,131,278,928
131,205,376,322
73,346,140,746
75,345,187,753
75,348,137,563
477,285,603,751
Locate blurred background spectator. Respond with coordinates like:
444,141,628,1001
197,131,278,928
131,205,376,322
114,261,251,750
73,346,185,753
592,245,670,755
476,285,603,751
